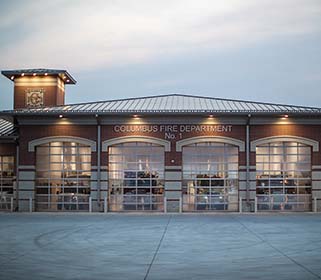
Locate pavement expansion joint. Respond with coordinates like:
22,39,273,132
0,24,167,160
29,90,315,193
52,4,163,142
232,216,321,280
144,215,172,280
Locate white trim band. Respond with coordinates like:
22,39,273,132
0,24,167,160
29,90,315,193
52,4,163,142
28,136,97,152
176,136,245,152
102,136,171,152
251,135,319,152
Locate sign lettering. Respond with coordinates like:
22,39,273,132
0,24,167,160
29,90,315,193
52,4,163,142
113,124,232,134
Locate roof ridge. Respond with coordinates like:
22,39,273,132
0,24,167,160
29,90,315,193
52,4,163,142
1,93,321,113
51,93,321,110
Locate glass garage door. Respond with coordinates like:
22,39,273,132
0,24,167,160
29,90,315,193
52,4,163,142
182,142,239,211
256,142,312,211
108,142,164,211
35,142,91,211
0,156,15,211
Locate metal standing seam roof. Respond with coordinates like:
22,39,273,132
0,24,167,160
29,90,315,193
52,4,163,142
0,118,16,137
2,94,321,115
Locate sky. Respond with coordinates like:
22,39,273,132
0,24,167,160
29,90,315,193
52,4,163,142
0,0,321,110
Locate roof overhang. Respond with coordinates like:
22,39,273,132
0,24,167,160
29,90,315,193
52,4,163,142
2,111,321,118
1,69,76,84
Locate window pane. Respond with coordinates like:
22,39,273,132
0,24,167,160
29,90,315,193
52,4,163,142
35,142,91,211
256,141,312,211
0,156,15,194
108,142,164,211
182,142,238,211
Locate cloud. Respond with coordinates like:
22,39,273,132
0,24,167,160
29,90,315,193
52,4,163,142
0,0,321,70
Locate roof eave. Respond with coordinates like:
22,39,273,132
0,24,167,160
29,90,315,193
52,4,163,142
0,135,18,141
3,111,321,117
1,69,77,84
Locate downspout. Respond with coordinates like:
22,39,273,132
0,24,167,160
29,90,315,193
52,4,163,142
14,117,19,211
246,114,251,203
96,117,102,208
15,140,19,211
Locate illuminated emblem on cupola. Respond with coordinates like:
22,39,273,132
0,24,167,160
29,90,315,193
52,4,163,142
25,88,45,107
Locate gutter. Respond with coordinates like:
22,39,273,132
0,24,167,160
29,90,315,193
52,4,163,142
246,114,251,204
96,117,102,209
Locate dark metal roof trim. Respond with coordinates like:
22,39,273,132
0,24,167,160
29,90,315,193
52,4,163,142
1,68,76,84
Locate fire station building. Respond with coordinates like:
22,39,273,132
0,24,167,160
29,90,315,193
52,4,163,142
1,69,321,213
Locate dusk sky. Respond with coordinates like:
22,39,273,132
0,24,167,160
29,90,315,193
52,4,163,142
1,0,321,110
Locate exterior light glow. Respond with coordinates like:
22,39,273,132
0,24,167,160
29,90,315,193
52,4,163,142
59,114,63,118
33,73,36,76
21,73,25,76
133,115,139,118
282,114,289,119
66,79,70,82
10,76,14,80
208,114,214,118
44,73,48,76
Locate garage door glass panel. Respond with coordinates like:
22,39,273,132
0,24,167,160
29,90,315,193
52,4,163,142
35,142,91,211
256,141,312,211
182,142,239,211
0,156,15,210
108,142,164,211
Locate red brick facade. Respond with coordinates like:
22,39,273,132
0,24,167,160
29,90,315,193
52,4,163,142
2,117,321,212
0,143,16,156
14,122,321,168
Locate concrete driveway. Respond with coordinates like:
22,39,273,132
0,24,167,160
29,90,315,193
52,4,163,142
0,213,321,280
